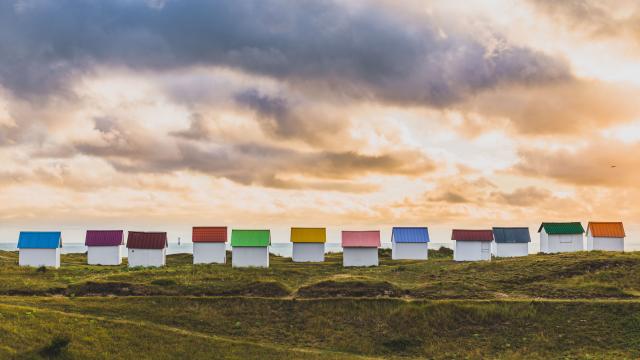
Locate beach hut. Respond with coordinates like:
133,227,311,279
192,227,227,264
586,222,625,252
85,230,124,265
491,227,531,257
126,231,167,267
538,222,584,253
291,227,326,262
452,229,493,261
391,227,429,260
342,230,380,267
17,231,62,268
231,229,270,268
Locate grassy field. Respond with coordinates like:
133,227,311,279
2,249,640,359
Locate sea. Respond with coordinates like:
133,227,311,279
0,242,454,257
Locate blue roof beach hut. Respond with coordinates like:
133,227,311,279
391,227,430,260
17,231,62,268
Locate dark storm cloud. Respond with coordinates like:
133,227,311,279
234,89,298,138
0,0,570,105
80,141,436,184
234,89,342,142
75,116,436,191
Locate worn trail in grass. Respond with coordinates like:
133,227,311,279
1,296,639,359
0,301,376,360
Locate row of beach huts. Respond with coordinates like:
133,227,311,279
13,221,626,268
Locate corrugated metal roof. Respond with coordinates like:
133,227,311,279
587,222,625,238
17,232,62,249
451,229,493,242
192,227,227,243
342,231,381,248
231,230,270,247
492,227,531,243
391,227,430,243
126,232,167,249
85,230,124,246
290,228,326,243
538,222,584,235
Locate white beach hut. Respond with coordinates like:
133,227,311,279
17,231,62,268
538,222,584,253
192,226,227,264
85,230,124,265
586,222,625,252
391,227,429,260
126,231,167,267
291,227,326,262
231,229,270,268
491,227,530,257
342,230,381,267
452,229,493,261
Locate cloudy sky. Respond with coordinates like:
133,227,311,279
1,0,639,244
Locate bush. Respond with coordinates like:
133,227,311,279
39,335,70,358
382,337,422,352
429,246,453,258
36,266,47,273
151,279,177,286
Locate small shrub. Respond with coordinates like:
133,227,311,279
429,246,454,258
151,279,177,286
378,248,392,258
39,335,70,358
382,337,421,352
36,266,47,273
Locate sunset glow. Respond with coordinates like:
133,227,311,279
1,0,639,244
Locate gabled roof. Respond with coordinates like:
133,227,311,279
85,230,124,246
538,222,584,235
231,230,270,247
451,229,493,242
391,227,430,243
291,228,326,243
492,227,531,243
342,231,381,248
587,222,625,238
17,232,62,249
126,232,167,249
192,227,227,243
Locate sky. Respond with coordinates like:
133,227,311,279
1,0,639,245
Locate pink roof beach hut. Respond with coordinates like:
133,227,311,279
341,230,381,267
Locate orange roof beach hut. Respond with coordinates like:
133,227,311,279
192,227,227,264
290,227,326,262
586,222,625,252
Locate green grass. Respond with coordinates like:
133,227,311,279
2,249,640,358
2,249,640,299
